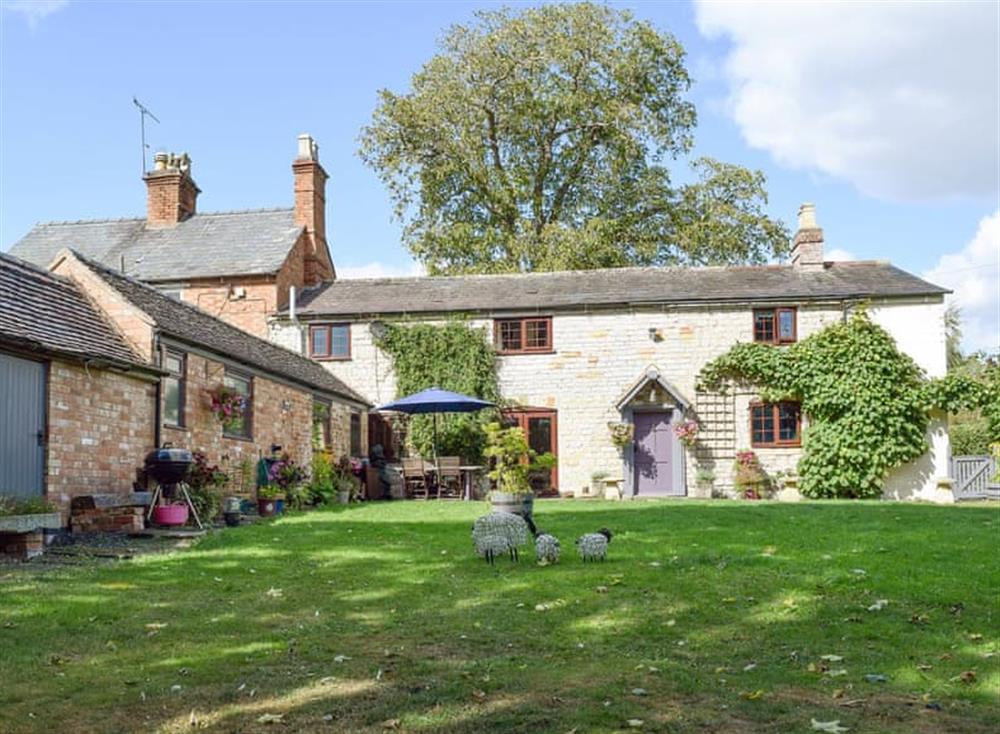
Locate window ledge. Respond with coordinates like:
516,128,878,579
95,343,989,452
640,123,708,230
497,350,556,357
312,356,352,362
163,424,190,433
223,434,255,443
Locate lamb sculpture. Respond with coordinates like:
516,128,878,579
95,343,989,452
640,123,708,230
534,532,560,565
472,511,530,565
576,528,613,562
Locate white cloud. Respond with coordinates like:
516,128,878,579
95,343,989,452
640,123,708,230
825,248,857,262
1,0,69,27
336,260,425,280
923,211,1000,354
695,1,999,201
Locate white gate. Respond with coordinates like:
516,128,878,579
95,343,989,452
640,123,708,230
950,456,998,500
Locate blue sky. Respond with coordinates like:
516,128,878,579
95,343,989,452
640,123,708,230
1,1,997,349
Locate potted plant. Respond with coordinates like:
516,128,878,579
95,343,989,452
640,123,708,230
257,485,284,517
483,422,555,520
267,454,306,513
186,451,227,525
695,468,716,498
733,450,771,500
589,470,609,497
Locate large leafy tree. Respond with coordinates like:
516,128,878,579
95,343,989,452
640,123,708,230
360,3,789,274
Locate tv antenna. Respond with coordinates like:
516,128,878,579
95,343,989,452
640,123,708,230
132,97,160,175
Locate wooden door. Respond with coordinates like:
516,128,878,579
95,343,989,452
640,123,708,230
503,409,558,495
633,411,681,496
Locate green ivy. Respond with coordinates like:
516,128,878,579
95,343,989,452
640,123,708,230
375,320,500,461
698,310,993,499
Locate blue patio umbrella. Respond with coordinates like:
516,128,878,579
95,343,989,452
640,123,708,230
375,387,495,460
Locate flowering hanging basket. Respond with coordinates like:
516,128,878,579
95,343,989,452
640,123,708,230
607,422,634,452
210,386,247,433
673,420,699,448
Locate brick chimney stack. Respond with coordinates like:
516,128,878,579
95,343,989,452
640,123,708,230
144,152,199,227
292,134,333,283
791,202,825,270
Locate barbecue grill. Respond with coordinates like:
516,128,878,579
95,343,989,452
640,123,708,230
144,448,193,485
144,447,202,529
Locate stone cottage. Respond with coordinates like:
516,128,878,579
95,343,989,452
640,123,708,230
268,205,952,502
9,135,334,338
0,250,367,523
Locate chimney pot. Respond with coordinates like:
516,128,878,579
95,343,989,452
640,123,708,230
297,133,318,161
798,202,817,229
154,152,169,171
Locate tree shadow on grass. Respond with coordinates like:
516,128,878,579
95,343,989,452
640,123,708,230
0,502,997,733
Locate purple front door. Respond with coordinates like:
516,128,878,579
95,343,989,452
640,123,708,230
634,411,680,496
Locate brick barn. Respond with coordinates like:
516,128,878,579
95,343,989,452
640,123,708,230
0,251,367,525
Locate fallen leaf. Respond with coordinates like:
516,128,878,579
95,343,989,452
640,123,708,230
864,674,888,683
952,670,977,684
825,669,848,677
265,587,283,599
333,655,351,663
743,663,757,672
742,689,765,700
631,687,647,696
626,720,644,728
811,719,849,733
867,599,888,612
472,689,487,701
257,713,284,724
595,586,609,594
820,655,844,662
381,719,400,730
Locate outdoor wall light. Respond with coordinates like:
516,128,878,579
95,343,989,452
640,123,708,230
648,327,664,342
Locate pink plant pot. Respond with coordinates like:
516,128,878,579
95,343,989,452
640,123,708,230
152,504,189,526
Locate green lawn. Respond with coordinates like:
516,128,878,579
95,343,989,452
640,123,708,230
1,501,997,733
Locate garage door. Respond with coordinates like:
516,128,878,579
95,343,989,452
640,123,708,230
0,352,46,498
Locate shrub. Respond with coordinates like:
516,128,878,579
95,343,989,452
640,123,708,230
950,417,993,455
186,452,228,522
484,422,555,495
733,450,770,499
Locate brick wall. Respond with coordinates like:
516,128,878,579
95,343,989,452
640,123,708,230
173,234,311,338
161,352,316,490
46,360,157,513
271,295,949,501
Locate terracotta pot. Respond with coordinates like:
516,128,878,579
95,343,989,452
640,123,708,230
152,504,189,526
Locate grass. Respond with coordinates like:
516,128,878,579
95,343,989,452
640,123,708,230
0,500,998,733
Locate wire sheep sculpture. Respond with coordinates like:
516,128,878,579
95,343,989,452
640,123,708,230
576,528,613,562
534,532,560,565
472,511,530,565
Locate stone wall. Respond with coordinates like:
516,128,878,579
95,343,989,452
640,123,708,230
270,296,949,501
46,361,157,514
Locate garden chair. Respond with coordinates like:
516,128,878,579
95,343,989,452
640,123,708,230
402,457,429,499
436,456,462,500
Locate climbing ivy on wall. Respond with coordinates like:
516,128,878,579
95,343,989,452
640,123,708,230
698,309,993,499
375,320,500,461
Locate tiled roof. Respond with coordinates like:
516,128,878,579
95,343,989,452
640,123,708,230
0,253,145,367
296,261,949,317
74,253,368,406
8,209,302,281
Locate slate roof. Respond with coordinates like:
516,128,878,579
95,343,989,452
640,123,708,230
72,253,367,405
295,261,949,317
8,209,302,281
0,253,147,368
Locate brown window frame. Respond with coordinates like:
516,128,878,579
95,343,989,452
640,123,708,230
350,412,363,457
750,401,802,448
309,323,352,361
494,316,553,354
162,348,187,428
753,307,797,344
223,369,253,440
